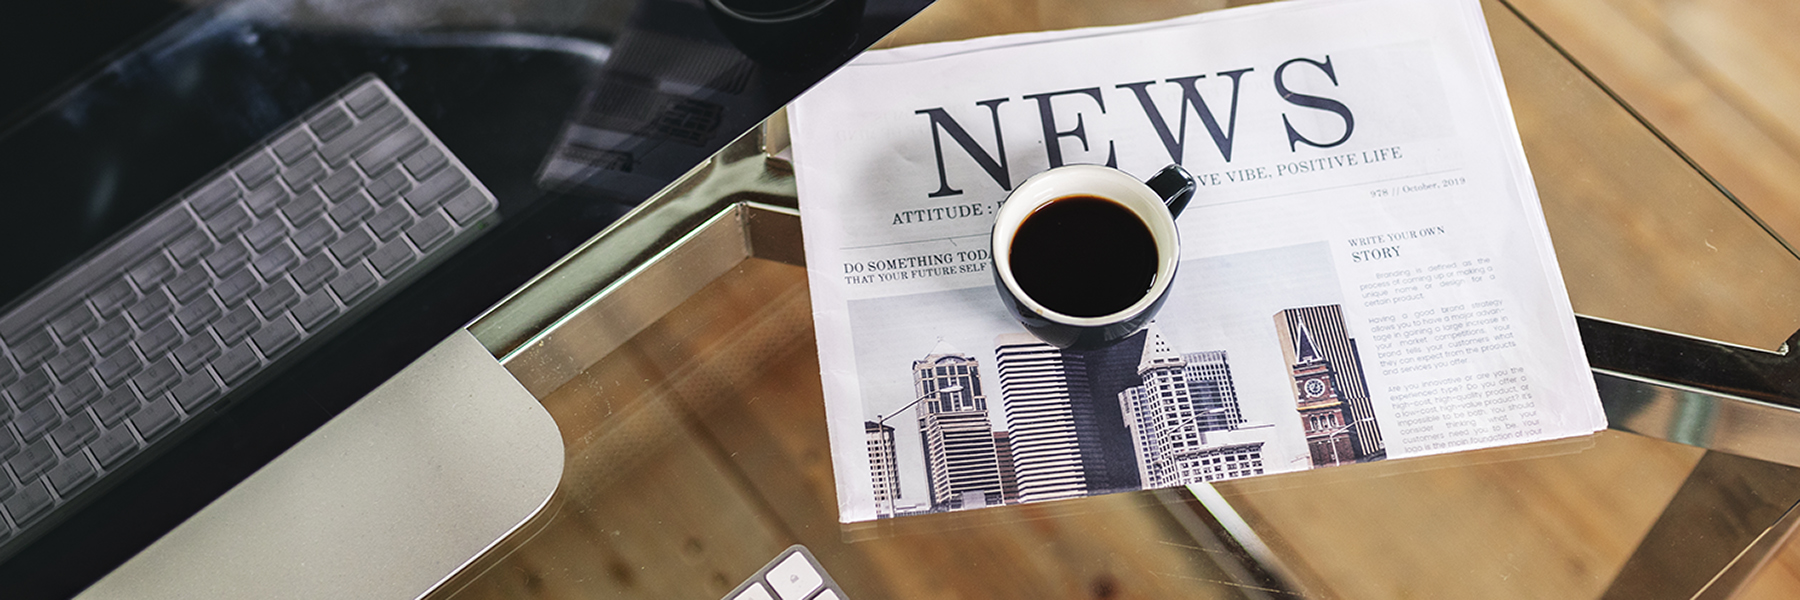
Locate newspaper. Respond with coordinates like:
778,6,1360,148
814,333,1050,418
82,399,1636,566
789,0,1606,523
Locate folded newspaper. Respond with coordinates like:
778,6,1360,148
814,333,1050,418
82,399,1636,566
790,0,1606,522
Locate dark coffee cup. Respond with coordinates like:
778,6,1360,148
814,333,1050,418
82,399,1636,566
991,164,1196,349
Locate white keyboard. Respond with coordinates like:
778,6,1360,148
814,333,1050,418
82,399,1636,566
725,545,846,600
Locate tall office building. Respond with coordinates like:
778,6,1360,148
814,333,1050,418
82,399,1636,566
866,421,900,517
1067,330,1149,492
993,333,1093,503
1274,305,1382,463
913,342,1005,510
992,332,1147,503
1119,326,1270,487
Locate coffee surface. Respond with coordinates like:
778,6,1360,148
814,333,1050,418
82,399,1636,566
1008,195,1159,317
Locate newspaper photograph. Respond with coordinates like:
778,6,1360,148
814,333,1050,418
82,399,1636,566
790,0,1607,523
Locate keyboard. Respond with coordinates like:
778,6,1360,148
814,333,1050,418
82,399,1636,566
725,545,848,600
0,76,498,558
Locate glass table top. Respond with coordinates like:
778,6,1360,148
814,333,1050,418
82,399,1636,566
454,0,1800,598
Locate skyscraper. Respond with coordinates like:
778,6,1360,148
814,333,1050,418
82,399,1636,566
912,341,1005,510
1274,305,1382,464
1067,330,1149,492
866,421,900,517
992,332,1148,503
1118,325,1270,488
1281,304,1375,457
993,333,1092,503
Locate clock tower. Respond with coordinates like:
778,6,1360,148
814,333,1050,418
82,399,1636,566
1287,321,1358,467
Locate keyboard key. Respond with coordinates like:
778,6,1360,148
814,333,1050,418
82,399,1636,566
50,412,98,455
5,480,53,526
291,293,338,332
15,401,60,442
406,211,454,252
174,294,224,334
329,190,376,229
367,203,414,241
401,145,448,179
173,334,223,373
53,372,102,412
215,269,262,307
140,208,198,250
318,165,363,202
354,124,426,174
129,398,179,439
442,186,492,226
251,279,301,320
328,227,376,264
344,84,389,116
136,318,183,358
166,228,216,267
187,177,242,218
291,254,339,293
90,278,138,318
368,241,417,278
171,374,222,413
319,104,404,165
88,319,132,357
308,104,354,142
244,178,290,217
204,238,252,276
47,454,97,496
251,316,301,356
328,264,378,304
252,242,301,281
281,154,328,190
213,305,262,345
8,440,56,481
92,386,141,426
366,167,412,204
131,357,181,398
235,150,280,189
165,267,212,304
766,552,823,599
11,331,56,367
0,469,12,501
45,344,95,382
127,253,176,289
6,368,52,408
90,426,138,469
211,341,259,385
281,188,328,227
272,127,316,165
243,216,289,252
291,217,338,256
94,347,143,387
205,203,253,239
403,165,468,212
0,428,18,461
125,289,175,329
49,305,98,344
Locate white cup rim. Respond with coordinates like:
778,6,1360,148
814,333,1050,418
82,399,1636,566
992,165,1181,326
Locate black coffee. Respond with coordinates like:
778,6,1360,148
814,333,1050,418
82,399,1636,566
1008,195,1159,317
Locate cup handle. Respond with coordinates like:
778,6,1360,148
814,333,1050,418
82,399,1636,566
1145,164,1197,218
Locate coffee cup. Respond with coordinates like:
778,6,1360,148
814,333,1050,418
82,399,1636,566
990,164,1196,349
